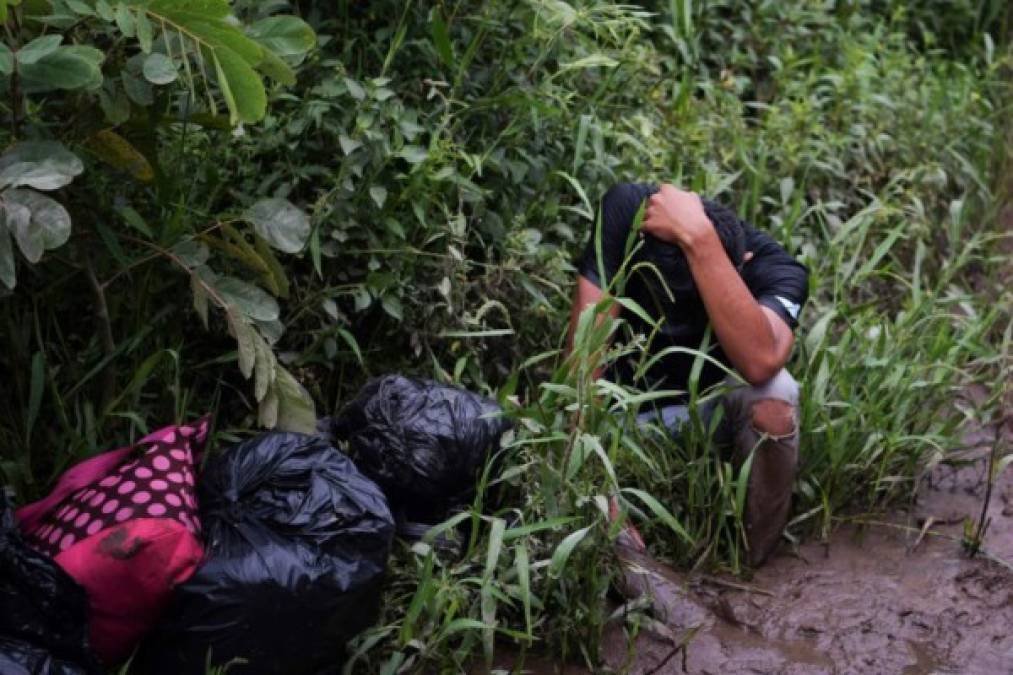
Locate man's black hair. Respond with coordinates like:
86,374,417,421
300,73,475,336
599,183,749,299
700,196,748,268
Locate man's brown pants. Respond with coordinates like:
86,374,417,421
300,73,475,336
635,369,800,566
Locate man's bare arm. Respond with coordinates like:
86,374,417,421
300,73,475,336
565,274,621,379
683,238,794,384
642,184,794,385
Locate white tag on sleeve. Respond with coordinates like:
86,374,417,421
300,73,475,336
776,296,801,320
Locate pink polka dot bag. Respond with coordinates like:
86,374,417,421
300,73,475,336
15,419,209,666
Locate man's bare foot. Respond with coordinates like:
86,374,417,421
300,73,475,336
608,496,711,631
609,495,647,553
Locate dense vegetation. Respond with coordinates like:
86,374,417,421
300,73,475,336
0,1,1010,672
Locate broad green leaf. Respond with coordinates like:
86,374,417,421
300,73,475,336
259,383,279,429
243,197,310,254
4,199,34,261
252,336,274,400
212,48,266,124
397,145,428,164
481,519,505,662
995,453,1013,480
25,352,45,444
503,516,578,541
5,189,72,259
114,2,136,36
559,54,618,72
16,34,63,65
172,240,209,268
381,294,402,320
20,46,105,92
338,134,361,155
191,274,209,329
337,328,363,365
142,52,178,85
272,366,316,433
95,0,115,20
122,71,153,105
253,317,284,344
135,9,153,52
212,52,240,124
6,200,39,264
428,8,454,69
483,518,506,581
421,511,471,544
543,0,577,27
227,309,256,378
66,0,95,15
254,48,295,86
215,276,279,322
735,446,757,520
344,77,365,100
0,43,12,75
145,0,231,20
117,204,152,237
0,141,84,191
437,618,489,639
514,543,532,638
186,17,264,64
622,488,693,544
0,220,14,289
804,309,836,355
248,15,315,56
549,525,592,576
369,185,387,208
99,86,131,125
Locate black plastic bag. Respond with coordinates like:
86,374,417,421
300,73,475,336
331,375,512,521
0,492,101,675
137,433,394,675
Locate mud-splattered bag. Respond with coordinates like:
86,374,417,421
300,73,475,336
16,420,209,665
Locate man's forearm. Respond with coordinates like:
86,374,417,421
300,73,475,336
684,234,782,385
565,275,619,380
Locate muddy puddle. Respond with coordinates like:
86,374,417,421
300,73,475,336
486,418,1013,674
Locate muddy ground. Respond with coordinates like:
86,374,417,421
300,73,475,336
489,417,1013,675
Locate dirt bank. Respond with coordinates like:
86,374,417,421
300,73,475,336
606,449,1012,673
490,419,1013,674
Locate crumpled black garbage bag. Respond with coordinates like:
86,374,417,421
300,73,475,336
137,433,394,675
331,375,512,520
0,492,101,675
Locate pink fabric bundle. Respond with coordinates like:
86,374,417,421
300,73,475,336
16,420,209,665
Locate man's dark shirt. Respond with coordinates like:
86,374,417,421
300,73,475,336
576,183,809,402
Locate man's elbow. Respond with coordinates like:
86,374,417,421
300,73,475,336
739,359,782,387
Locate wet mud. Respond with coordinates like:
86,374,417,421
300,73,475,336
490,418,1013,674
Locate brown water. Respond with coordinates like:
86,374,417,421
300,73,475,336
486,418,1013,674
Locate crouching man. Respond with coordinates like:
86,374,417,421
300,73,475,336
567,183,809,567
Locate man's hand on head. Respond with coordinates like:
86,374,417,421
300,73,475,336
642,184,718,252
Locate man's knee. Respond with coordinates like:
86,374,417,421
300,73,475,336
750,398,795,437
742,369,799,438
